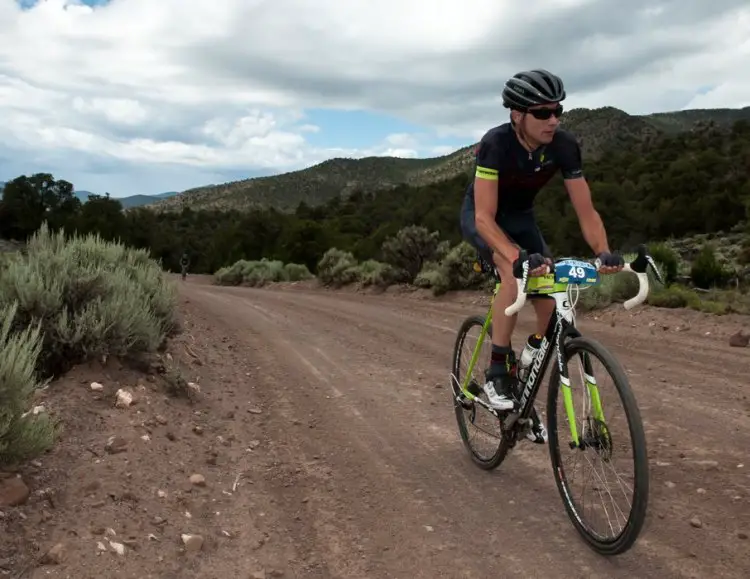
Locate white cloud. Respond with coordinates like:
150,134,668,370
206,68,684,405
0,0,748,195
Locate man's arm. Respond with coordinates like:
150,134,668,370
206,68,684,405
474,177,519,263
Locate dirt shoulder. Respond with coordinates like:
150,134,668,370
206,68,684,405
0,295,293,579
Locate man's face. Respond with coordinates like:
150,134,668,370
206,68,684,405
522,103,563,144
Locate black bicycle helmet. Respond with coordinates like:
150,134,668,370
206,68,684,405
502,69,566,111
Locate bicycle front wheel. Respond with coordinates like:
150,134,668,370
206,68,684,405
547,336,649,556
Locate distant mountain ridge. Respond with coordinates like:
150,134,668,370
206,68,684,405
72,190,178,208
147,105,750,214
0,183,178,208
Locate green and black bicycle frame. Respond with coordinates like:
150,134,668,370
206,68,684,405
456,258,609,449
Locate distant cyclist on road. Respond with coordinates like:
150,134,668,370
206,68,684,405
180,252,190,280
460,69,624,442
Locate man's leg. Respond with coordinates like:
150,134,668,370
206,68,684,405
459,195,517,410
504,214,554,442
488,249,519,374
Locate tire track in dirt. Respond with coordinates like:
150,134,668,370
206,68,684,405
181,281,750,579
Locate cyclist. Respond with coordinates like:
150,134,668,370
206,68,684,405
459,69,623,442
180,252,190,279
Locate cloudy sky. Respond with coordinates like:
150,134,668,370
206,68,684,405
1,0,748,198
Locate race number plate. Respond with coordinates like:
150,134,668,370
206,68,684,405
555,259,599,285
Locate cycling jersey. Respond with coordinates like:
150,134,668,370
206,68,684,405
467,122,584,213
460,122,584,265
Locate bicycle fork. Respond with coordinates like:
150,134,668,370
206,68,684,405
559,352,606,449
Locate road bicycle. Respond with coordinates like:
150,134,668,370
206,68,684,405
450,245,664,556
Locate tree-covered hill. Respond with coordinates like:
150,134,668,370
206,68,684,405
147,105,750,214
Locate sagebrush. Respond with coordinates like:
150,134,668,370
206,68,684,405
0,301,56,465
0,223,178,378
214,258,314,286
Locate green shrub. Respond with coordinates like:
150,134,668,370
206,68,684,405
243,259,286,286
647,242,679,284
317,248,360,287
213,262,246,285
415,242,490,296
647,285,699,309
690,244,731,289
284,262,314,282
415,262,449,295
0,224,178,378
213,259,313,286
356,260,397,288
381,225,441,283
0,301,56,465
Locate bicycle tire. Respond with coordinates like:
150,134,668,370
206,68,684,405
546,335,649,555
451,315,511,470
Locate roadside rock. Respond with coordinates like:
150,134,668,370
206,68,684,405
729,330,749,348
189,474,206,487
0,475,30,507
105,435,128,454
115,388,135,408
40,543,65,565
181,533,204,552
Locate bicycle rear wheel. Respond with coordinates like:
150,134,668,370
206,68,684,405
547,336,649,555
451,315,511,470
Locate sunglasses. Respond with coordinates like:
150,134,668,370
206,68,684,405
527,105,564,120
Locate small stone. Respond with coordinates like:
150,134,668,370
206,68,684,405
193,425,204,435
248,439,261,450
90,382,104,391
424,525,434,532
664,481,676,489
690,517,703,529
181,533,204,552
41,543,65,565
248,407,262,415
729,331,749,348
697,488,707,494
155,415,168,425
0,475,30,507
737,531,748,540
115,388,134,408
189,474,206,487
109,541,126,555
105,435,128,454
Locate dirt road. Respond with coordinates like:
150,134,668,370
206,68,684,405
176,277,750,578
4,276,748,578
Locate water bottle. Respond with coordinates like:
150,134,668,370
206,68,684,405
517,333,543,382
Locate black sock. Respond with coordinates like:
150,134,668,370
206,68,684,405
487,345,514,379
